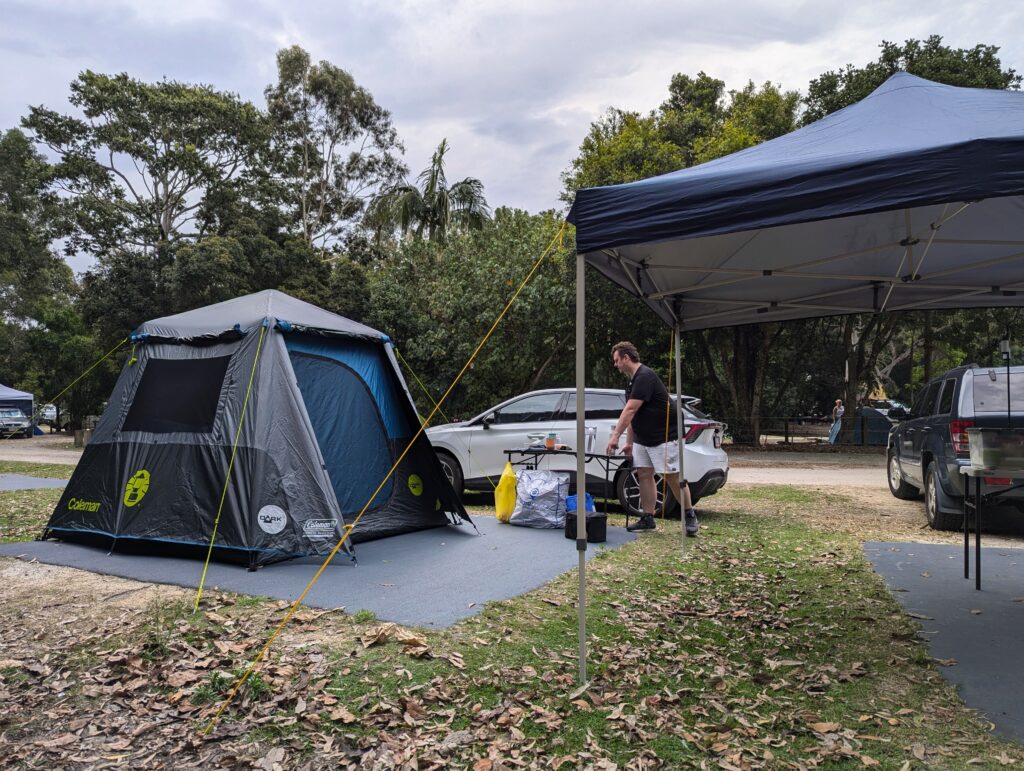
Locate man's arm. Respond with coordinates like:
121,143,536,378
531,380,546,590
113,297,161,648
606,398,643,454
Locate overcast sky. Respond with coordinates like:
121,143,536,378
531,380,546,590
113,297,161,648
3,0,1023,222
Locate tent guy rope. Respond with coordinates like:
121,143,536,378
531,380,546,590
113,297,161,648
203,221,568,734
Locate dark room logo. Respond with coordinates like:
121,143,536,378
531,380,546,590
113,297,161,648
258,504,288,535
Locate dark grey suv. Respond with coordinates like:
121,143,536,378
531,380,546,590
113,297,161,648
887,364,1024,529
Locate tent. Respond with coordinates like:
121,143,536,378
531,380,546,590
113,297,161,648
564,73,1024,681
0,384,33,416
44,290,470,567
569,73,1024,329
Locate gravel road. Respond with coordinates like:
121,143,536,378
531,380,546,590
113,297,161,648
0,437,889,488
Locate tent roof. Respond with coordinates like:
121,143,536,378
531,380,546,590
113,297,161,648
0,384,32,400
135,290,387,342
568,73,1024,329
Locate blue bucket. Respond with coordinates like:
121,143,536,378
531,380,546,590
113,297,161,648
565,493,596,514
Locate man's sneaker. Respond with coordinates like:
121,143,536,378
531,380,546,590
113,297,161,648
627,514,656,532
684,509,699,537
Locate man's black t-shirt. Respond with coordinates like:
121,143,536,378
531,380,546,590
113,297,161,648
625,364,678,446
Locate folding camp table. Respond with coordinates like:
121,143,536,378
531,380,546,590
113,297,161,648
503,447,624,517
959,467,1024,590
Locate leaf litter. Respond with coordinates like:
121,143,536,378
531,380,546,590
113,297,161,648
1,485,1022,767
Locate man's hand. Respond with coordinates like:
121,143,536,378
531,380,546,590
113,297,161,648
621,441,633,456
605,437,619,455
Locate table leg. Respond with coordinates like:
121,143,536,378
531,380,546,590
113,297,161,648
963,483,970,580
975,477,982,591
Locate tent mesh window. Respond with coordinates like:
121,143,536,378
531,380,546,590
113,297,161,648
122,356,231,433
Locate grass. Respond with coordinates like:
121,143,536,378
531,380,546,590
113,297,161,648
1,484,1021,766
0,460,74,479
0,488,63,543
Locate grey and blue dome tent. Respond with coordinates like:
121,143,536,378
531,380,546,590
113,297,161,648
44,290,470,567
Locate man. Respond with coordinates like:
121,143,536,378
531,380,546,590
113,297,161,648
605,341,698,535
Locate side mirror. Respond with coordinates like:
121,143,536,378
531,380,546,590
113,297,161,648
482,412,496,429
888,407,908,420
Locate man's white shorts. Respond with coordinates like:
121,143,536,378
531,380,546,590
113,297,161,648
632,440,679,474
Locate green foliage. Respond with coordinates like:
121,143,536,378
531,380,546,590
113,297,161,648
19,298,114,427
0,129,77,392
560,110,684,199
693,81,801,163
803,35,1021,124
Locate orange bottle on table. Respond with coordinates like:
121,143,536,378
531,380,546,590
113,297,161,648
545,432,556,450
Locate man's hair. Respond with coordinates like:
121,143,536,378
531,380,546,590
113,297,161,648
611,341,640,363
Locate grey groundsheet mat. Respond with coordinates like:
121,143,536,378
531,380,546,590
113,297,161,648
0,473,67,491
865,541,1024,742
0,516,636,628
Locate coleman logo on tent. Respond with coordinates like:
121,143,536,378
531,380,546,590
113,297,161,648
67,497,100,513
302,519,338,537
257,504,288,535
123,469,150,508
407,474,424,496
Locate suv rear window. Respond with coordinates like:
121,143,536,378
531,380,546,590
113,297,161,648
972,370,1024,413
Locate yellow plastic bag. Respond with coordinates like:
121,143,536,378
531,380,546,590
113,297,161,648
494,462,517,523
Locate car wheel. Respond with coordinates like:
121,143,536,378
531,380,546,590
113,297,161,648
924,461,961,530
615,467,681,519
887,452,919,500
436,452,464,496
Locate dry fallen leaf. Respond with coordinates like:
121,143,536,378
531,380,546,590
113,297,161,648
328,706,357,723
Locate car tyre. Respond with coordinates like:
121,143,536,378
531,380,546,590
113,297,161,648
436,451,464,497
887,452,919,500
925,461,961,530
615,467,681,519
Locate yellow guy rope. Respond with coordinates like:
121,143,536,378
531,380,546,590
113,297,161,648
194,323,269,612
394,347,499,491
394,346,453,426
203,221,568,734
2,337,130,440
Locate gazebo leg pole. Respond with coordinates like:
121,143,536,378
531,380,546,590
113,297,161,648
575,251,588,686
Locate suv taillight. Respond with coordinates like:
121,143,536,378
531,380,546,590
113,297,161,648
683,422,720,444
950,419,974,456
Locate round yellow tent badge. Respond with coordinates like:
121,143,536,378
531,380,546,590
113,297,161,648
407,474,424,496
124,469,151,507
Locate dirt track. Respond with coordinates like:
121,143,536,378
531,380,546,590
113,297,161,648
0,433,82,465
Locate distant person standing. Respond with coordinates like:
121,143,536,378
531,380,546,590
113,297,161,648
828,398,845,444
605,341,698,535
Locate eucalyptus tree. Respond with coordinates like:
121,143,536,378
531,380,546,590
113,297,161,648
22,71,269,258
368,138,490,243
265,45,406,253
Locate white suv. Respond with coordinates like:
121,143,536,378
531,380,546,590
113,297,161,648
426,388,729,517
